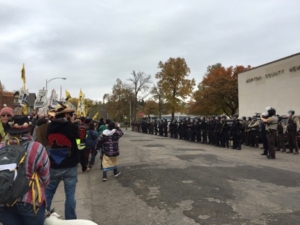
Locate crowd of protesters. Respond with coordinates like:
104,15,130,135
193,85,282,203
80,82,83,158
0,103,123,225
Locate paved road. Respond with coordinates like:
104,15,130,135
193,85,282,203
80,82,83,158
50,130,300,224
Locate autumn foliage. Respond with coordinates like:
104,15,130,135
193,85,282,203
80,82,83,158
190,63,251,116
156,57,195,119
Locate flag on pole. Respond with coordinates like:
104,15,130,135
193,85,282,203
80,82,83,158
92,112,98,120
65,90,71,101
21,63,26,83
77,89,84,116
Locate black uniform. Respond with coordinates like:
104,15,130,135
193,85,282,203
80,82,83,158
230,115,242,150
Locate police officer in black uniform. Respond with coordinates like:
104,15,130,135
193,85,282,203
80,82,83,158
201,117,208,144
230,114,242,150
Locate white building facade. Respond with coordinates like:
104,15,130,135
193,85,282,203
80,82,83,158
238,53,300,117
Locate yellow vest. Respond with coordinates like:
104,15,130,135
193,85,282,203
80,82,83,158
76,139,86,150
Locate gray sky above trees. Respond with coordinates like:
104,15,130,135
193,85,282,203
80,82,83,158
1,0,300,101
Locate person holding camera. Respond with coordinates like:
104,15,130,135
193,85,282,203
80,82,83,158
260,107,278,159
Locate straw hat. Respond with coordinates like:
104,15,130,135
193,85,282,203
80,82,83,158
55,101,75,116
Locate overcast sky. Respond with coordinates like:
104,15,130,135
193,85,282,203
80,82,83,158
1,0,300,101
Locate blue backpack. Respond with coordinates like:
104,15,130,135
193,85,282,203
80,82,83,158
85,130,98,148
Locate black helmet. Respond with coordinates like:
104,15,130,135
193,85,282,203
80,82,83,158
248,117,252,121
242,116,246,120
288,110,295,115
266,107,276,117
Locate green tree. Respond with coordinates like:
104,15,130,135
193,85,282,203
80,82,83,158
155,57,195,119
142,99,158,119
106,79,134,122
150,84,165,118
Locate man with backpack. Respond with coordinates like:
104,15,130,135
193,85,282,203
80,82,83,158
0,115,50,225
46,102,80,219
74,118,90,172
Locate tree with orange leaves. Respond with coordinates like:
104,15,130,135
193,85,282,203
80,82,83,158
190,63,251,116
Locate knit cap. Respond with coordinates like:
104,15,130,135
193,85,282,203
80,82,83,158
0,107,14,116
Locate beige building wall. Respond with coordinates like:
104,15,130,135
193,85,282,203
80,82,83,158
238,53,300,117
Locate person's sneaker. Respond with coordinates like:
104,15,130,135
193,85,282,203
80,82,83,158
83,167,91,173
103,178,107,182
114,172,121,178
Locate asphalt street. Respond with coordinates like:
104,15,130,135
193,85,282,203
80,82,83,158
27,129,300,224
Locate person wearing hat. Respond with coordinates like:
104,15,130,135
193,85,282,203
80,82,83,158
96,121,123,181
45,102,80,219
0,106,14,142
0,115,50,225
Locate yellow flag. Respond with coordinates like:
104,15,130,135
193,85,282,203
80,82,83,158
92,112,98,120
21,63,26,83
77,89,84,116
65,90,71,101
79,89,83,99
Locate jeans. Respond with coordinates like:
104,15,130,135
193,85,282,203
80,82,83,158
89,148,98,166
0,202,45,225
45,166,77,219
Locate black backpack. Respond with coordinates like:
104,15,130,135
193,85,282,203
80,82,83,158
0,138,31,205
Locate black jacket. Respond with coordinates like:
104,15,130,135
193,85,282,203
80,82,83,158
47,119,80,169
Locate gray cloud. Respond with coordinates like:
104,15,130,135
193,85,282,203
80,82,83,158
1,0,299,101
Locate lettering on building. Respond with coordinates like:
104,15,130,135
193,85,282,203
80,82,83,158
289,65,300,72
265,69,284,78
246,69,285,83
246,76,262,83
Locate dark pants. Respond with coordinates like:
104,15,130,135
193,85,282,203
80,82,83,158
88,148,98,166
79,148,88,171
267,131,276,158
202,131,207,143
220,132,229,148
0,203,45,225
103,169,118,178
287,131,299,153
249,131,259,147
277,133,286,151
232,132,241,149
